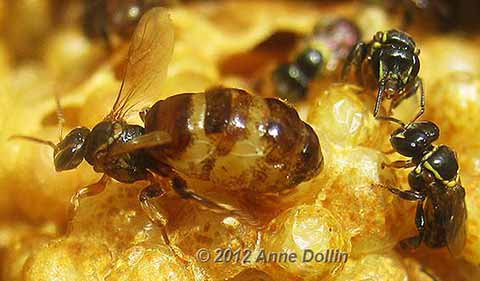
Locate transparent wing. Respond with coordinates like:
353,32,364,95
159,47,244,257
107,7,174,121
446,184,467,257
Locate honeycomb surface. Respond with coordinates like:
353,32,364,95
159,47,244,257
0,1,480,280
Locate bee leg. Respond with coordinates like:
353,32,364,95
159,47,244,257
139,183,169,242
139,107,150,122
377,184,425,201
375,114,406,127
408,78,425,125
138,177,187,262
171,175,242,216
54,92,65,142
341,42,367,82
400,201,425,250
66,175,110,234
161,168,255,223
382,159,415,169
381,148,396,155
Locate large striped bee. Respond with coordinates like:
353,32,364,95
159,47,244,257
378,121,467,256
342,29,424,124
12,8,323,251
267,18,361,102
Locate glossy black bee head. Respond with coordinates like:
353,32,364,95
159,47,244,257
374,47,420,98
53,127,91,171
372,30,420,99
390,121,440,158
375,30,416,50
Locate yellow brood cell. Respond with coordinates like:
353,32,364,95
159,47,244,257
169,1,324,63
425,72,480,148
334,251,409,281
23,238,113,281
227,268,274,281
462,175,480,265
307,83,391,149
261,204,351,280
166,196,259,280
107,246,203,281
311,143,413,257
420,37,480,91
0,222,57,281
459,145,480,177
20,181,201,280
354,5,397,40
41,27,106,87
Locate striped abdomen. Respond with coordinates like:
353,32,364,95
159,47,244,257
144,88,323,192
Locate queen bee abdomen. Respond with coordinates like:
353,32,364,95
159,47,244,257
144,88,323,192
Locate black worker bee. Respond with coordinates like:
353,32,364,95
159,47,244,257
268,18,361,102
11,8,323,250
342,29,424,124
380,0,480,32
83,0,175,44
378,121,466,256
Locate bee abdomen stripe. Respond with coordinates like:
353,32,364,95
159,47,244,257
204,88,252,156
144,93,193,157
204,88,232,135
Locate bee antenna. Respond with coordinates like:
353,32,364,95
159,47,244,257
374,79,386,118
54,92,65,142
9,135,56,150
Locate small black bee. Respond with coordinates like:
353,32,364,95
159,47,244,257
83,0,173,43
378,121,467,256
342,29,424,124
383,0,480,32
271,18,361,102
